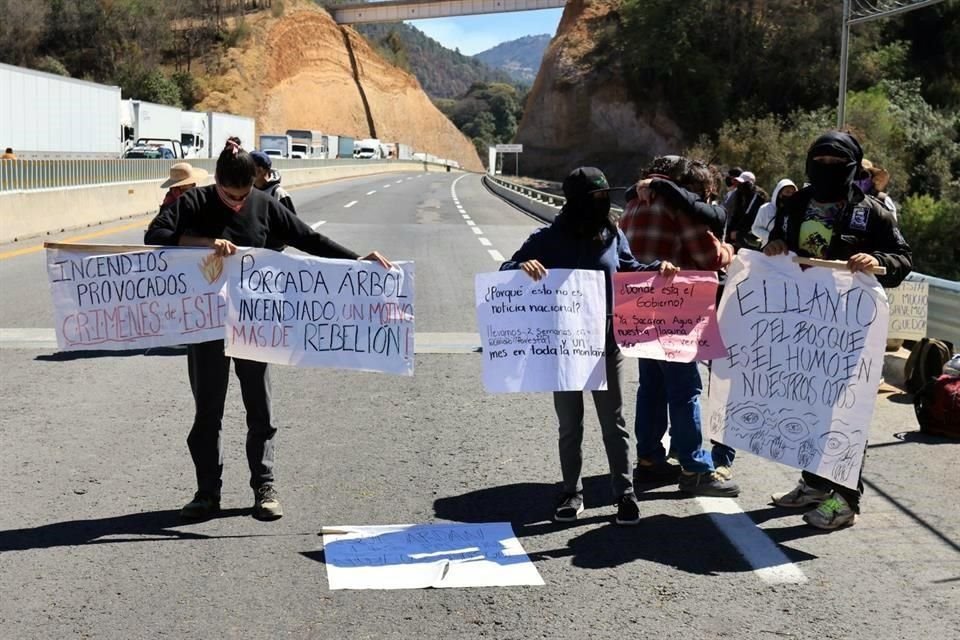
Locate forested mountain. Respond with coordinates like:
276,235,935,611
473,34,551,85
354,23,516,98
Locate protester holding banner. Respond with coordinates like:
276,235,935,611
620,156,741,497
765,131,912,529
145,139,392,522
501,166,677,526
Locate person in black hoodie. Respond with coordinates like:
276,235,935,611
501,167,678,526
145,140,392,522
765,131,912,530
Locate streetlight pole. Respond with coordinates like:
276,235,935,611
837,0,852,128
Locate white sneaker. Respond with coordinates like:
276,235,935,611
803,492,857,530
771,479,831,508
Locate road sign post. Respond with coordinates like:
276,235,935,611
495,144,523,178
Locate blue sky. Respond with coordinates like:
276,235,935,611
407,9,563,56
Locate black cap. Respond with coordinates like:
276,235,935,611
563,167,613,201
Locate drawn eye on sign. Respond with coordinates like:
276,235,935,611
727,402,768,432
775,413,816,442
818,431,851,458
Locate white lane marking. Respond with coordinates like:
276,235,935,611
478,237,492,246
471,227,483,235
395,179,403,184
0,329,483,354
366,190,377,195
487,249,505,262
466,220,476,227
695,497,808,585
383,184,392,189
461,214,471,220
344,200,358,208
310,221,327,229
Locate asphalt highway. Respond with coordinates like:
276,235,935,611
0,170,956,639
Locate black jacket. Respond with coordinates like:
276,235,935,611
145,184,358,259
770,186,912,288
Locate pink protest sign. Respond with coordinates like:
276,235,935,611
613,272,726,362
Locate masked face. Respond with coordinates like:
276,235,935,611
215,183,251,213
587,192,611,227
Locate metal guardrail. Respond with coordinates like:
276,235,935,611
485,174,960,349
0,157,408,194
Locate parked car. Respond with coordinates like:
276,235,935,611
123,145,174,159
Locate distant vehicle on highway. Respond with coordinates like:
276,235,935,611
123,100,181,155
123,145,175,159
263,149,284,158
354,138,383,159
259,134,293,158
286,129,327,159
181,112,255,159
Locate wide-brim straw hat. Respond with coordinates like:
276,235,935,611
860,158,891,192
161,162,209,189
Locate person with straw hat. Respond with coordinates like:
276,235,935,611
160,162,209,210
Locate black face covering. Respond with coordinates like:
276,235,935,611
805,131,864,202
808,160,858,202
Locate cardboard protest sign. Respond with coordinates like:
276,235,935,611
705,252,889,489
321,523,544,590
224,249,415,375
46,244,226,351
886,278,928,340
475,269,607,393
613,271,726,362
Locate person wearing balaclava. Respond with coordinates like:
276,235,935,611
764,131,912,530
500,167,678,527
145,139,394,523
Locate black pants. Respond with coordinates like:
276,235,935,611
801,444,866,512
186,340,276,497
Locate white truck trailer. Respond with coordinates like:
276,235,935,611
0,62,123,158
180,111,255,158
286,129,326,159
123,100,181,151
259,134,293,158
353,138,382,159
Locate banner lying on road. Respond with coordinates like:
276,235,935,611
321,523,544,590
886,279,928,340
46,243,226,350
613,271,725,362
475,268,607,393
705,252,889,490
224,249,415,375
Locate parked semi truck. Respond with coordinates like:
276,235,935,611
286,129,326,159
0,62,123,157
123,100,181,152
353,138,383,159
182,111,256,158
336,136,354,159
259,134,293,158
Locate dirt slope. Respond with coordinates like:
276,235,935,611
514,0,682,184
196,1,482,170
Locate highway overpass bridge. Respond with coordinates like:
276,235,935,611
325,0,565,24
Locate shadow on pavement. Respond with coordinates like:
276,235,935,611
434,475,818,575
867,431,960,449
35,346,187,362
0,508,256,552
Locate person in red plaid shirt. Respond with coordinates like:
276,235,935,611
619,156,740,497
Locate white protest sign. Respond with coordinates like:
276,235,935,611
476,269,607,393
46,244,227,351
886,279,928,340
705,252,889,489
321,523,544,590
224,249,415,375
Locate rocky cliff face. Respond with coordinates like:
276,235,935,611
196,0,482,171
514,0,682,185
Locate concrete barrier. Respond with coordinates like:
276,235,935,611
0,161,451,243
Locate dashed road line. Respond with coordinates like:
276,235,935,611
466,220,476,227
471,227,483,235
383,184,392,189
344,200,358,208
462,214,471,220
395,179,404,184
366,190,377,195
310,220,327,230
487,249,505,262
478,237,492,246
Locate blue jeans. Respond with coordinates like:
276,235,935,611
635,359,713,474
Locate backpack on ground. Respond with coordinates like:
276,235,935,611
914,375,960,439
904,338,953,395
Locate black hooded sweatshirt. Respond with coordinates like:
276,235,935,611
771,132,912,288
